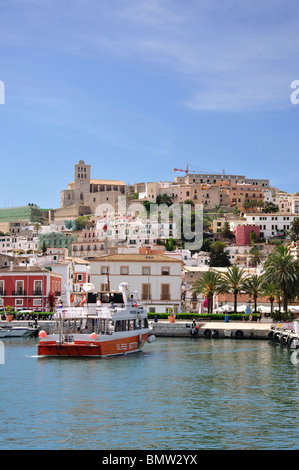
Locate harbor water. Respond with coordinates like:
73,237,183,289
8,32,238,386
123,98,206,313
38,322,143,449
0,336,298,450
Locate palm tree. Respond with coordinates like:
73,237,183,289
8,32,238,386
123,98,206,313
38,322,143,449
242,274,264,313
249,246,264,268
263,245,298,313
192,271,222,313
220,266,248,313
261,281,277,315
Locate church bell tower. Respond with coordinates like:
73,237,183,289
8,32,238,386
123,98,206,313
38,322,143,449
74,160,91,192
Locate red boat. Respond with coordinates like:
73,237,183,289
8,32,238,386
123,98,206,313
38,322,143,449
37,282,155,358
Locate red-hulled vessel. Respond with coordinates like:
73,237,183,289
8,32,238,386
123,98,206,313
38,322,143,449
37,282,155,358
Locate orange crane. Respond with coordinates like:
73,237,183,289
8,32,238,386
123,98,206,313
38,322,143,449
173,164,189,174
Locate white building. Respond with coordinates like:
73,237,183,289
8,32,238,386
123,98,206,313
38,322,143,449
89,253,182,313
0,235,38,254
245,213,297,239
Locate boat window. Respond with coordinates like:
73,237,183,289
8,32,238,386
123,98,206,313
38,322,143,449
97,319,114,335
143,318,148,328
115,320,127,331
107,320,114,334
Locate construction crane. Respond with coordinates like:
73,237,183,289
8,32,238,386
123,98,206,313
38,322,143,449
173,164,227,175
173,164,189,174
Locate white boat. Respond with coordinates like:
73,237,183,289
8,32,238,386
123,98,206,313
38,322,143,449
0,325,38,338
38,282,156,358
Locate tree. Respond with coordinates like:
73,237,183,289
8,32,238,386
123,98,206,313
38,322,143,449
75,216,90,230
242,274,264,313
156,194,173,206
42,240,47,255
201,237,212,252
219,266,248,313
165,238,177,251
192,271,222,313
233,206,241,217
47,292,56,312
34,222,41,236
263,245,298,313
290,217,299,241
183,199,193,205
221,222,234,239
242,201,250,212
208,241,231,267
262,202,279,213
249,230,257,246
261,281,277,315
249,246,264,267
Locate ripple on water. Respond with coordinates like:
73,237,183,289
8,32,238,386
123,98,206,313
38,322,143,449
0,338,298,450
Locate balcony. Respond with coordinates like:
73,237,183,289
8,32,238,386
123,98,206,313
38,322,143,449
33,289,42,296
141,293,151,300
161,293,171,301
12,290,27,296
0,290,6,296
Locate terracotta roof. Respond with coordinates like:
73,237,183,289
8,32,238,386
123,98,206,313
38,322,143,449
68,179,126,186
0,266,62,275
90,179,126,185
89,253,182,263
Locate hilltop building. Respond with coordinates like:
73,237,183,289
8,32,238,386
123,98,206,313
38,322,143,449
60,160,126,215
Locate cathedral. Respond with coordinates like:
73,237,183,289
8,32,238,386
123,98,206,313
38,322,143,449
60,160,126,215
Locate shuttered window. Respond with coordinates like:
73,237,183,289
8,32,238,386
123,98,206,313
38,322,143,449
161,284,170,300
142,283,151,300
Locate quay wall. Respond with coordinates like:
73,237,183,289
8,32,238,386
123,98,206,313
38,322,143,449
151,320,272,340
1,320,273,340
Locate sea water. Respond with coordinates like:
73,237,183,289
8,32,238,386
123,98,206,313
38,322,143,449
0,336,298,450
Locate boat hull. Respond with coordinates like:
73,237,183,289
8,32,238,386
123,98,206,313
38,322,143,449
37,332,150,357
0,327,37,338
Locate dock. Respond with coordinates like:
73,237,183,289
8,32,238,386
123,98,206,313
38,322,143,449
2,318,298,346
269,321,299,349
151,319,273,340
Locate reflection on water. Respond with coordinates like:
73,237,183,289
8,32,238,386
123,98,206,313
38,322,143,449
0,337,298,450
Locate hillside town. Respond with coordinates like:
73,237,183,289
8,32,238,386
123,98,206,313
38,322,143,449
0,160,298,317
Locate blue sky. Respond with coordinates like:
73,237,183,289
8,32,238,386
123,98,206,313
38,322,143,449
0,0,299,209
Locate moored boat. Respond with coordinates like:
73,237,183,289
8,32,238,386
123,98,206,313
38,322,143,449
0,325,38,338
37,282,155,357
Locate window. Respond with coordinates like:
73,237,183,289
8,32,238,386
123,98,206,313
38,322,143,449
0,280,4,295
15,299,23,306
77,274,83,281
142,266,150,275
161,284,170,300
142,283,151,300
15,280,24,295
120,266,129,275
101,266,109,275
34,280,42,295
115,319,139,332
161,267,170,275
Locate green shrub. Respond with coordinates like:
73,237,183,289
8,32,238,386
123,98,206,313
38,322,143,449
147,312,259,321
270,310,294,322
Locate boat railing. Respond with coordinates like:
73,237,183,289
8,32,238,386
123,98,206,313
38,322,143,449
54,307,86,319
